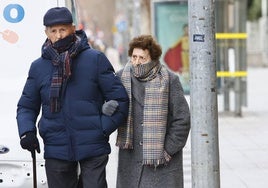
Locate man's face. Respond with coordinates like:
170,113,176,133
45,24,75,44
131,48,152,66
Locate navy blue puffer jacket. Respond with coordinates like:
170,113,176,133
16,30,129,161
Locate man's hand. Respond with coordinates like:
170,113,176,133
20,132,40,153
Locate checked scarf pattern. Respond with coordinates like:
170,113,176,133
42,34,81,113
116,61,170,166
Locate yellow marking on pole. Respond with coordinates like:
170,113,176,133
216,33,247,39
216,71,247,77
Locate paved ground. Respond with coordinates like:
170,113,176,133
215,67,268,188
107,67,268,188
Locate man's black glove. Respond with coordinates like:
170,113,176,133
20,132,40,153
102,100,119,116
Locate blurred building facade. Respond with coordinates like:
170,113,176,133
76,0,151,64
76,0,116,47
76,0,268,68
247,0,268,67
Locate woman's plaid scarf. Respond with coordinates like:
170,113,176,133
116,61,169,166
42,34,81,113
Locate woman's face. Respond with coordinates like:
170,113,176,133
45,24,75,44
131,48,152,66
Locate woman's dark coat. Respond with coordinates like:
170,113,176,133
116,69,190,188
16,30,129,161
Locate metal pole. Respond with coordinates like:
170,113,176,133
223,1,230,112
262,0,268,66
239,0,248,109
132,0,141,37
216,0,230,111
233,0,242,116
189,0,220,187
233,0,247,116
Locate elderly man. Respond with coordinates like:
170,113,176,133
17,7,129,188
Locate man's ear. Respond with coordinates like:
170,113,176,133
44,28,49,38
73,25,76,33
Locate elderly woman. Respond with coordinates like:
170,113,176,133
115,35,191,188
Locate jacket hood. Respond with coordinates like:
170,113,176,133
75,29,91,50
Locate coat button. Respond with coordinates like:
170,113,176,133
139,141,143,146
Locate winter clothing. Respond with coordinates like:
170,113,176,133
42,34,81,112
43,7,73,26
16,30,129,162
116,65,190,188
20,131,40,153
116,62,170,166
45,155,108,188
102,100,119,116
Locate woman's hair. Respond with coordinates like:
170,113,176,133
128,35,162,61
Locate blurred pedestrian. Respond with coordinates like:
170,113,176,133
16,7,129,188
114,35,191,188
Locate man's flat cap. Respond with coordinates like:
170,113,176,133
43,7,73,26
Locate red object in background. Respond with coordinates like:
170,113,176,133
164,42,183,73
78,23,84,30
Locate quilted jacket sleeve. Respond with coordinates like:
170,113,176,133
16,61,41,137
97,53,129,136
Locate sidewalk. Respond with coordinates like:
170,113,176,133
183,67,268,188
107,67,268,188
218,67,268,188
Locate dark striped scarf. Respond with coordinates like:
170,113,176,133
116,61,170,166
42,34,81,113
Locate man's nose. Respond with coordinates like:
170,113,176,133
55,31,63,39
